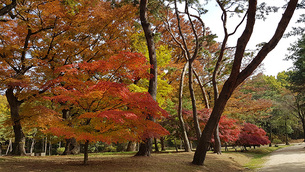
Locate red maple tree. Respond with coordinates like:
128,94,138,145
237,123,270,147
43,51,169,164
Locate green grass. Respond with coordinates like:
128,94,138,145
243,145,290,169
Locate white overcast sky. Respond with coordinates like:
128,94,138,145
199,0,303,77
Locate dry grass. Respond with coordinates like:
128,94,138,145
0,151,251,172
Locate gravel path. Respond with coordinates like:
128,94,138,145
258,142,305,172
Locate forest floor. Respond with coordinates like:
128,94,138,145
0,142,299,172
0,151,251,172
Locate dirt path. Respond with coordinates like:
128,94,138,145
258,142,305,172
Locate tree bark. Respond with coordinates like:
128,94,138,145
285,117,289,145
189,62,201,141
160,137,166,151
177,62,191,152
135,138,152,156
192,0,297,165
62,109,80,155
83,140,89,165
269,118,272,147
154,138,159,152
302,117,305,142
0,0,16,17
5,88,26,156
213,124,221,154
30,138,35,154
126,141,136,151
63,138,80,155
136,0,157,156
193,70,210,109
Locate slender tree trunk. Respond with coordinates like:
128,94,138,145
177,62,191,152
44,137,48,153
6,88,26,156
174,138,178,152
160,137,165,151
83,140,89,165
285,117,289,145
269,119,272,147
188,62,201,141
6,139,12,155
193,70,210,109
49,141,52,156
30,138,35,154
136,0,157,157
302,117,305,142
154,138,159,152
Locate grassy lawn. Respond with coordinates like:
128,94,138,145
0,145,289,172
242,145,289,169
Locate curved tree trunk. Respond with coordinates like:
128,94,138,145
5,88,26,156
193,0,297,165
192,80,235,165
177,62,191,152
136,0,157,156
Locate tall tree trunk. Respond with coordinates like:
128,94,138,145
213,124,221,154
193,80,235,165
177,62,191,152
30,133,36,154
83,140,89,165
5,88,26,156
64,138,80,155
48,141,52,156
189,62,201,141
136,0,157,156
285,117,289,145
126,141,136,151
62,109,80,155
192,0,297,165
160,137,166,151
302,116,305,142
193,70,210,109
6,139,12,155
135,138,152,156
154,138,159,152
269,118,272,147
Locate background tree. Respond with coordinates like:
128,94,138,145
286,34,305,141
193,0,298,165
